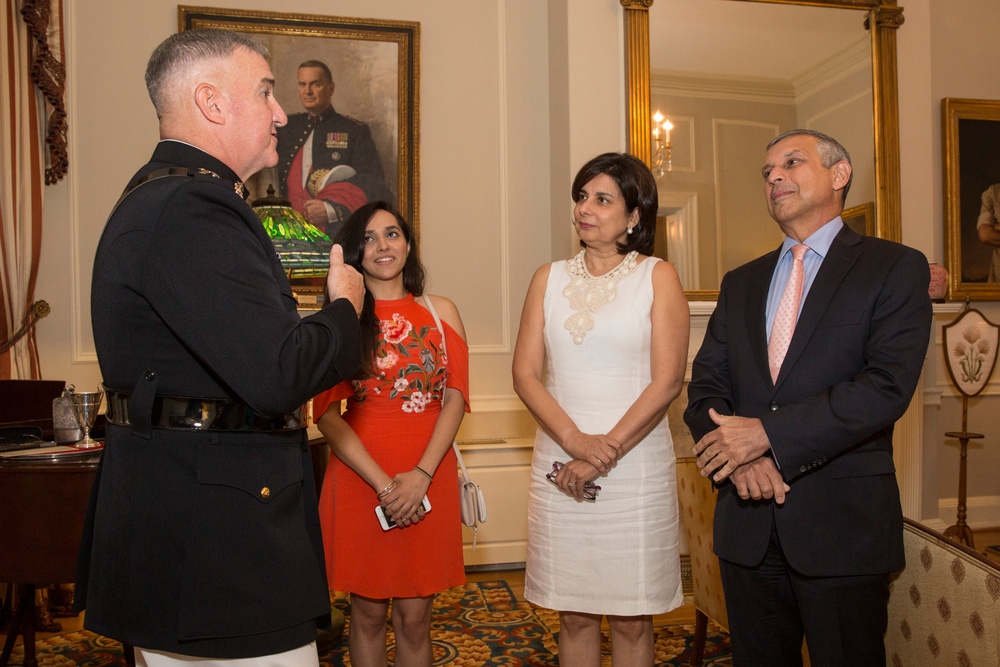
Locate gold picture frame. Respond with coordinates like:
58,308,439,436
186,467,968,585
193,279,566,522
943,97,1000,301
842,201,875,237
179,6,420,239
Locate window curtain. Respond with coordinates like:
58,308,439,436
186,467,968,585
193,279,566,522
0,0,65,379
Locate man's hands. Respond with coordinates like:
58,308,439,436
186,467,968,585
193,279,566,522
326,244,364,316
694,408,772,483
730,457,789,504
693,409,791,503
302,199,329,226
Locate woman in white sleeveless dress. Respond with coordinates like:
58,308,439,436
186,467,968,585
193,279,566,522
513,153,690,666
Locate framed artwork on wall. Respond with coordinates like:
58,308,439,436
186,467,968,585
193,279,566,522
179,6,420,240
842,201,875,237
943,97,1000,301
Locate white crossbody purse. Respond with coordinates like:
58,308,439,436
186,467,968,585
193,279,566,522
421,295,488,547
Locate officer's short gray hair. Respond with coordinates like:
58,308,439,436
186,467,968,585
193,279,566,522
145,29,269,118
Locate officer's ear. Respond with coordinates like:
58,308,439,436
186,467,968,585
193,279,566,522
194,83,225,125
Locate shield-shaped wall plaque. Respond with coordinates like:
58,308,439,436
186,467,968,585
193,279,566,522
943,307,1000,397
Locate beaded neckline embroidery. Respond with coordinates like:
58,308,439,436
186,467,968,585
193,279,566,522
562,249,639,344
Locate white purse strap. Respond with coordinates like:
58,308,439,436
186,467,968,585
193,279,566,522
420,295,466,470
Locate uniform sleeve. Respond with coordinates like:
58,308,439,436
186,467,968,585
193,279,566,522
345,122,393,203
141,180,361,415
443,322,471,413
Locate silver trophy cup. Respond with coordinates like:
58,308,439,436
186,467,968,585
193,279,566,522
71,386,104,448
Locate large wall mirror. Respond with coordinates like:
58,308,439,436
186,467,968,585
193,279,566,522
622,0,904,300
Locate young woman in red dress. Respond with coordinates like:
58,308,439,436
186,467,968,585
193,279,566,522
312,201,470,667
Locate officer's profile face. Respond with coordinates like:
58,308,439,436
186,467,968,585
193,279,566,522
220,48,287,181
297,67,334,115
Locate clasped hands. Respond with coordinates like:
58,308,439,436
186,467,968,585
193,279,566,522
551,432,622,501
378,469,430,529
693,408,790,504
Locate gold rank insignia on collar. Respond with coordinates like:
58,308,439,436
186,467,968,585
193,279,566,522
194,168,247,199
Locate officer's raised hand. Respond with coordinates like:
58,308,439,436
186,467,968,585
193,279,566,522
326,244,364,317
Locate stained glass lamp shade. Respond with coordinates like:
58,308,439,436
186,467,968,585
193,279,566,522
251,185,332,279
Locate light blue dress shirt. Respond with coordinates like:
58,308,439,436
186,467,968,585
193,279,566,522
765,217,844,342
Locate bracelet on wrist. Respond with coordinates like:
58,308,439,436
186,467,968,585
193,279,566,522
377,480,398,499
413,465,433,482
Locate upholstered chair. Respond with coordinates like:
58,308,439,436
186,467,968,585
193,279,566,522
676,456,729,666
885,518,1000,666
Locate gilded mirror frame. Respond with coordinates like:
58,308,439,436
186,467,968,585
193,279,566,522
621,0,904,300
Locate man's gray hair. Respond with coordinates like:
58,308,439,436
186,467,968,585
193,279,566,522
766,129,853,203
145,29,269,118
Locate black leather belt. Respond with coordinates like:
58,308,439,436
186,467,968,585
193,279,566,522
105,390,303,432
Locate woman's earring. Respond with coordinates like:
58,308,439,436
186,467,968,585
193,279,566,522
627,226,634,235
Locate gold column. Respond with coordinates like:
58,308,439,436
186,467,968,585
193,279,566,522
870,3,905,243
621,0,653,165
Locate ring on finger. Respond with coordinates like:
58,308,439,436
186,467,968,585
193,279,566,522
567,482,577,488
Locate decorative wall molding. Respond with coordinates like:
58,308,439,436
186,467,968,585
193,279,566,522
794,37,870,103
476,0,513,356
652,69,794,106
66,1,97,366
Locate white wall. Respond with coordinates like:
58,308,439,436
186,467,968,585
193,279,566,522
33,0,617,441
900,0,1000,529
32,0,1000,533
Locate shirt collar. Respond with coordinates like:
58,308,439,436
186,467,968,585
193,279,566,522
779,216,844,261
308,107,336,125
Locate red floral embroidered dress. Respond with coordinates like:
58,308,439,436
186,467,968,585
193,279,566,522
313,294,470,598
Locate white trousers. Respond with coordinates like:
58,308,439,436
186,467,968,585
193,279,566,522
135,641,319,667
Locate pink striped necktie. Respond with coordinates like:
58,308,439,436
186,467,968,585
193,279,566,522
768,244,809,382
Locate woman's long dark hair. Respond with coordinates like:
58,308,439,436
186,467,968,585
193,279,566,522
333,201,426,378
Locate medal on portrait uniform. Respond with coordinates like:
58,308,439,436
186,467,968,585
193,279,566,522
326,132,349,149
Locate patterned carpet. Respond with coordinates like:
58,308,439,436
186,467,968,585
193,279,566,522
5,582,731,666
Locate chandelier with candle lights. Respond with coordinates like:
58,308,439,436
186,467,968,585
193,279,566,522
651,111,673,178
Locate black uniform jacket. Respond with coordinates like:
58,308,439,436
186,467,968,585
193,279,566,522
684,225,931,578
76,140,361,658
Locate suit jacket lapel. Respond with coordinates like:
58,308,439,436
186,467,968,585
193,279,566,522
774,225,863,386
746,249,779,388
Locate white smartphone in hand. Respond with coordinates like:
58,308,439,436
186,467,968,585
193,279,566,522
375,495,432,531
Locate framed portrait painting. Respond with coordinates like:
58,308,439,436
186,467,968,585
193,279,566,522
943,98,1000,301
179,6,419,309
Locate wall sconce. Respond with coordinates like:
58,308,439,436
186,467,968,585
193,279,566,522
651,110,673,178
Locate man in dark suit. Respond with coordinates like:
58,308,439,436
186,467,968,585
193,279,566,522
276,60,393,240
76,29,365,665
683,129,931,666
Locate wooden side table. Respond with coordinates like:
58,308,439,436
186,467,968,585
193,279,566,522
0,452,100,667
